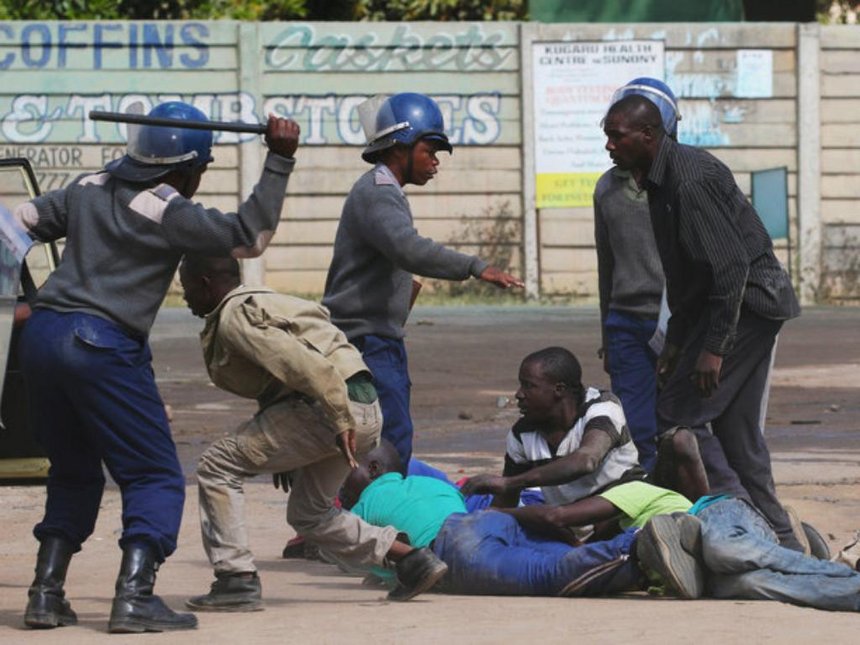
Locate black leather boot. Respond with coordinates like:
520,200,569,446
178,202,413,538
108,543,197,633
186,572,263,612
388,547,448,601
24,537,78,629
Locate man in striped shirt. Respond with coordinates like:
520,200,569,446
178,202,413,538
602,94,802,551
460,346,646,524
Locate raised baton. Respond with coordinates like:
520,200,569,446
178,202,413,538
88,110,267,134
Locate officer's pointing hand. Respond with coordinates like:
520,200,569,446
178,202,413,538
265,115,300,158
479,266,524,289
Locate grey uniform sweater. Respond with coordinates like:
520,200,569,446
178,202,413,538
322,164,488,340
593,167,664,343
16,152,295,336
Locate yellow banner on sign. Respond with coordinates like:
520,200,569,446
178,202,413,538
536,172,604,209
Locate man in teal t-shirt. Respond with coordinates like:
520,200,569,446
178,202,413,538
346,472,467,549
344,433,860,612
340,441,644,597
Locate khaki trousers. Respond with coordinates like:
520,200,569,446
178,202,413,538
196,397,398,574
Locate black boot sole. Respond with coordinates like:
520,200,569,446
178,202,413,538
387,561,448,601
185,598,264,612
25,612,77,629
108,617,198,633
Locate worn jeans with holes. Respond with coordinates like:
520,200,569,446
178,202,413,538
196,396,398,575
700,498,860,611
19,309,184,561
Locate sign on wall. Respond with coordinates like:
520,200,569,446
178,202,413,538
532,40,664,208
735,49,773,99
0,20,522,196
0,21,517,149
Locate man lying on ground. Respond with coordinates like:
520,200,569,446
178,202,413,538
344,433,860,612
282,456,545,560
408,457,544,512
336,431,703,597
339,440,646,597
499,429,860,612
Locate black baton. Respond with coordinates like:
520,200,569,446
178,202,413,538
89,110,267,134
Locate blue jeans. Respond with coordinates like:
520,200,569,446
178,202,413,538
353,335,413,467
432,511,642,596
699,498,860,611
605,310,658,472
19,310,185,561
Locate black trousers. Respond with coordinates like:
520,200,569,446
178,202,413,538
657,309,801,551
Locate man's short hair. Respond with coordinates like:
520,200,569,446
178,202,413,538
522,347,584,398
606,94,665,135
364,439,404,475
181,254,241,282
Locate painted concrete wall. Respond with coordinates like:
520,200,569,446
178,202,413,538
523,23,801,299
819,26,860,303
0,21,855,302
0,20,521,297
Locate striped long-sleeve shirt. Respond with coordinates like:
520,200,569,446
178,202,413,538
645,136,799,355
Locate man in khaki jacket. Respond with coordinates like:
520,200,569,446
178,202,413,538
179,255,447,612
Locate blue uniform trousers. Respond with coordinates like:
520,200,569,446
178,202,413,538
432,511,642,596
19,309,184,561
605,309,659,472
352,334,413,467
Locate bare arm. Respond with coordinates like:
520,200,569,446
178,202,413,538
504,428,614,490
501,496,622,537
652,428,710,501
490,489,520,509
460,428,615,498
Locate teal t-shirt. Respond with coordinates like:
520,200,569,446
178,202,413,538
350,472,467,548
598,481,692,529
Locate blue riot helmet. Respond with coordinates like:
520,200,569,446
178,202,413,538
609,77,681,138
106,101,214,182
361,93,453,163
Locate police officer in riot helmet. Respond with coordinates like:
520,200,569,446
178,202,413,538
15,101,299,633
322,92,522,472
106,101,215,197
360,92,455,186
